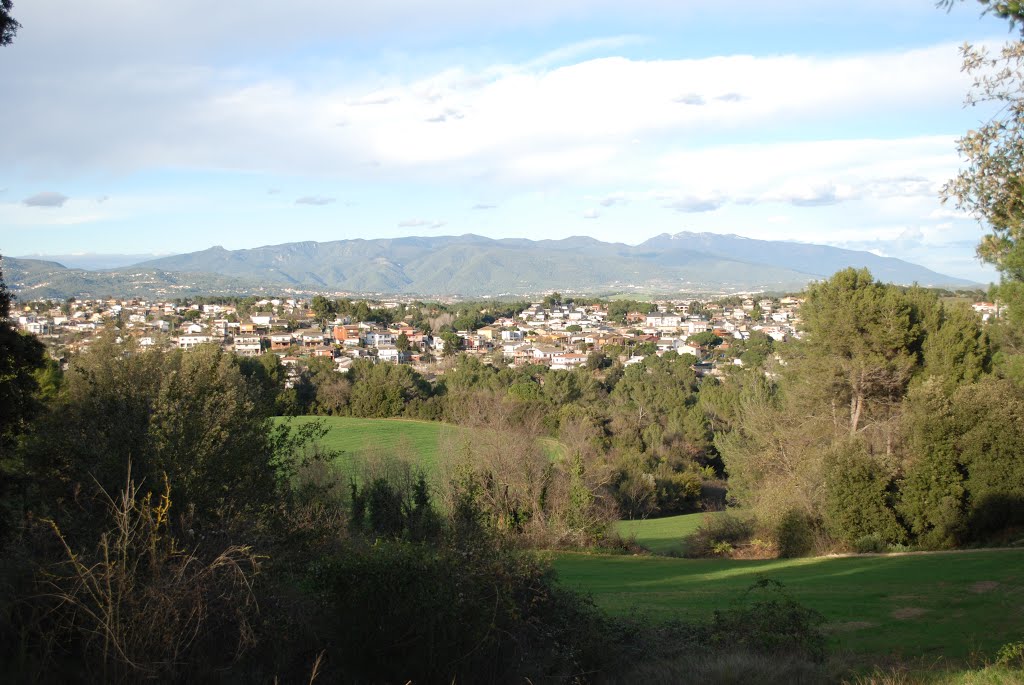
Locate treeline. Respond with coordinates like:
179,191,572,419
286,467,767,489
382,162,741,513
309,295,530,331
716,268,1024,554
268,348,731,521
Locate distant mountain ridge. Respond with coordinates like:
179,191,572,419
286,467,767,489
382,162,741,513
4,232,979,300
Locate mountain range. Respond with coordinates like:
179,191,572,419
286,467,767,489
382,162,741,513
5,232,980,300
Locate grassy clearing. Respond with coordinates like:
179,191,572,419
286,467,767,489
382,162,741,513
275,415,459,478
613,512,722,555
274,416,566,480
551,549,1024,664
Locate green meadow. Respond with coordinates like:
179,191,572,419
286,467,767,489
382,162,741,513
275,416,565,480
552,549,1024,664
275,415,457,476
614,512,722,555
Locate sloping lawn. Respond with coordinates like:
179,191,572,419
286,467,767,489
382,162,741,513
552,549,1024,663
614,512,722,555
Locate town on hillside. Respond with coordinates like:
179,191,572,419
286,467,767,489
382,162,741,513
12,293,1001,383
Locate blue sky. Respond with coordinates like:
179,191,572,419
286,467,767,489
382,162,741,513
0,0,1014,281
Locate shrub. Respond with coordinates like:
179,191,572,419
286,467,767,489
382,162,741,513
701,578,826,662
686,512,756,557
824,442,906,546
31,475,262,682
309,539,612,683
853,533,888,554
775,508,816,558
996,639,1024,667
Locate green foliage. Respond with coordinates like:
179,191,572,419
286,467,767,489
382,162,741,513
687,331,724,348
310,295,338,325
898,380,966,547
775,509,816,558
653,468,702,515
347,473,443,542
310,539,610,684
606,299,656,323
823,442,906,546
346,360,433,417
21,338,315,536
946,378,1024,540
439,330,461,356
703,579,826,662
0,259,45,454
1,0,20,47
686,512,756,557
632,341,657,357
996,639,1024,667
737,330,775,369
565,452,595,533
801,268,922,435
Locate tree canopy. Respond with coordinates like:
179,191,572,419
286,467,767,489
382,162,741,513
1,0,19,47
939,0,1024,33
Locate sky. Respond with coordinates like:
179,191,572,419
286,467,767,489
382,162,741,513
0,0,1016,282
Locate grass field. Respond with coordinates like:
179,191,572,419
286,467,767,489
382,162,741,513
552,549,1024,664
275,416,565,480
614,512,721,555
275,415,459,477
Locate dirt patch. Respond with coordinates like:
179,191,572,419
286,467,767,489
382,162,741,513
824,621,876,633
969,580,1000,594
891,607,928,620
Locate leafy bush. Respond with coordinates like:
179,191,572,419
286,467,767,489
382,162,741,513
686,512,756,557
701,578,827,662
824,442,906,546
853,533,888,554
309,539,612,683
776,508,816,558
996,639,1024,667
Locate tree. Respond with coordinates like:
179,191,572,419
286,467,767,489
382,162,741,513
310,295,338,326
823,441,906,546
942,42,1024,327
395,332,410,353
0,256,45,538
0,256,45,453
23,338,301,531
687,331,724,348
1,0,20,46
939,1,1024,33
798,268,921,437
439,331,461,357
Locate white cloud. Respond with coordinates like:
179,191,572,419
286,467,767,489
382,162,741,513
398,218,445,228
23,192,69,207
0,41,973,187
295,195,336,205
582,208,601,219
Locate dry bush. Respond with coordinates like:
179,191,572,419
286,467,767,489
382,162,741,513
438,389,617,546
36,472,262,682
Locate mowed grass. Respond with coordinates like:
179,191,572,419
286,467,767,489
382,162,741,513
552,549,1024,663
614,512,722,555
274,416,567,480
274,415,460,477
